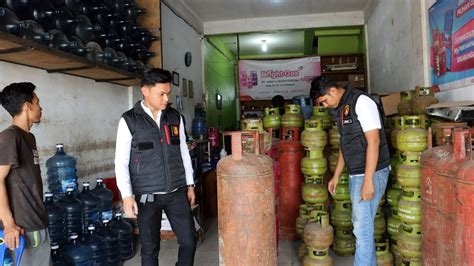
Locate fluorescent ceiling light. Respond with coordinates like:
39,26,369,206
261,40,267,52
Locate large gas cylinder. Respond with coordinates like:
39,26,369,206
397,116,428,152
310,105,332,130
330,201,352,228
301,150,327,176
433,122,467,146
263,107,281,129
301,119,328,149
455,138,474,266
281,104,303,128
217,131,276,265
278,138,305,240
435,128,471,266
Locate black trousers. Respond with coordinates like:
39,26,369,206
137,188,196,266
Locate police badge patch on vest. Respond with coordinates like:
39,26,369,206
342,104,353,125
164,124,180,145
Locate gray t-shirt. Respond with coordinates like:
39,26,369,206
0,125,48,231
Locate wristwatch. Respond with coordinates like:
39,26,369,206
187,184,195,188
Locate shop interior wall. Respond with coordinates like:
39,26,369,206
204,37,238,131
366,0,473,101
161,3,203,134
0,62,129,190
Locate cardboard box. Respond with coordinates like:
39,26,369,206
380,92,401,116
348,74,365,88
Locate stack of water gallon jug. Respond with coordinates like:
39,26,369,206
44,143,134,265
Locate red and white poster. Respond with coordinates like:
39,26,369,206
238,57,321,100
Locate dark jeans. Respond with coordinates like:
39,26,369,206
137,188,196,266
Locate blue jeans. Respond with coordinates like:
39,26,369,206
349,166,389,266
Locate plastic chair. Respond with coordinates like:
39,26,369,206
0,230,25,266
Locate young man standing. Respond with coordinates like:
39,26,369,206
316,78,390,266
0,82,51,265
115,68,196,266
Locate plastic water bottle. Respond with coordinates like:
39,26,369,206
91,178,113,221
63,233,93,266
3,250,13,266
77,182,100,234
81,225,106,266
51,243,74,266
46,144,77,195
44,192,67,246
97,220,121,266
58,187,83,239
109,212,134,261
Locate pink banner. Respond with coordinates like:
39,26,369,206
238,57,321,100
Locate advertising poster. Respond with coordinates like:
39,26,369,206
238,57,321,100
429,0,474,91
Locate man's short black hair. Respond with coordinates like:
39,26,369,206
271,95,285,108
141,68,172,87
315,77,340,99
0,82,36,117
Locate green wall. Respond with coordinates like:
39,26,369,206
204,37,238,131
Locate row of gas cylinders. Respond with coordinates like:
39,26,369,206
397,86,438,115
258,104,332,130
419,126,474,265
50,214,133,265
384,115,430,265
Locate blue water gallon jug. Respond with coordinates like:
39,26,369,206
46,144,77,195
192,116,207,139
292,95,313,120
97,220,121,266
44,192,67,247
63,234,93,266
77,182,100,234
51,243,74,266
81,225,106,266
110,212,134,261
58,187,83,239
3,250,12,266
91,178,113,221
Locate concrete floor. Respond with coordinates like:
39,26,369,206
124,219,354,266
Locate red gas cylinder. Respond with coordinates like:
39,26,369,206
280,127,300,141
278,139,305,240
208,127,219,149
435,128,471,265
454,129,473,266
420,126,455,266
217,131,276,265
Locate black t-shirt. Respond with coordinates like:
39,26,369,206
0,125,48,231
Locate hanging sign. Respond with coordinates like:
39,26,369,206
238,57,321,100
429,0,474,91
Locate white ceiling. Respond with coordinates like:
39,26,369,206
182,0,370,22
162,0,372,57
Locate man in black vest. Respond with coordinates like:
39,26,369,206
115,68,196,266
316,78,390,266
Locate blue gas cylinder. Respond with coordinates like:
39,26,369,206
63,234,93,266
44,192,67,246
97,220,121,266
81,225,106,266
91,178,113,221
77,182,100,234
109,212,134,261
58,187,84,239
292,95,313,120
192,116,207,139
46,144,78,195
51,243,74,266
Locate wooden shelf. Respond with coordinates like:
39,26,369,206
0,31,142,86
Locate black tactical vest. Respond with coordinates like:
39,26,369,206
122,102,186,194
335,88,390,175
